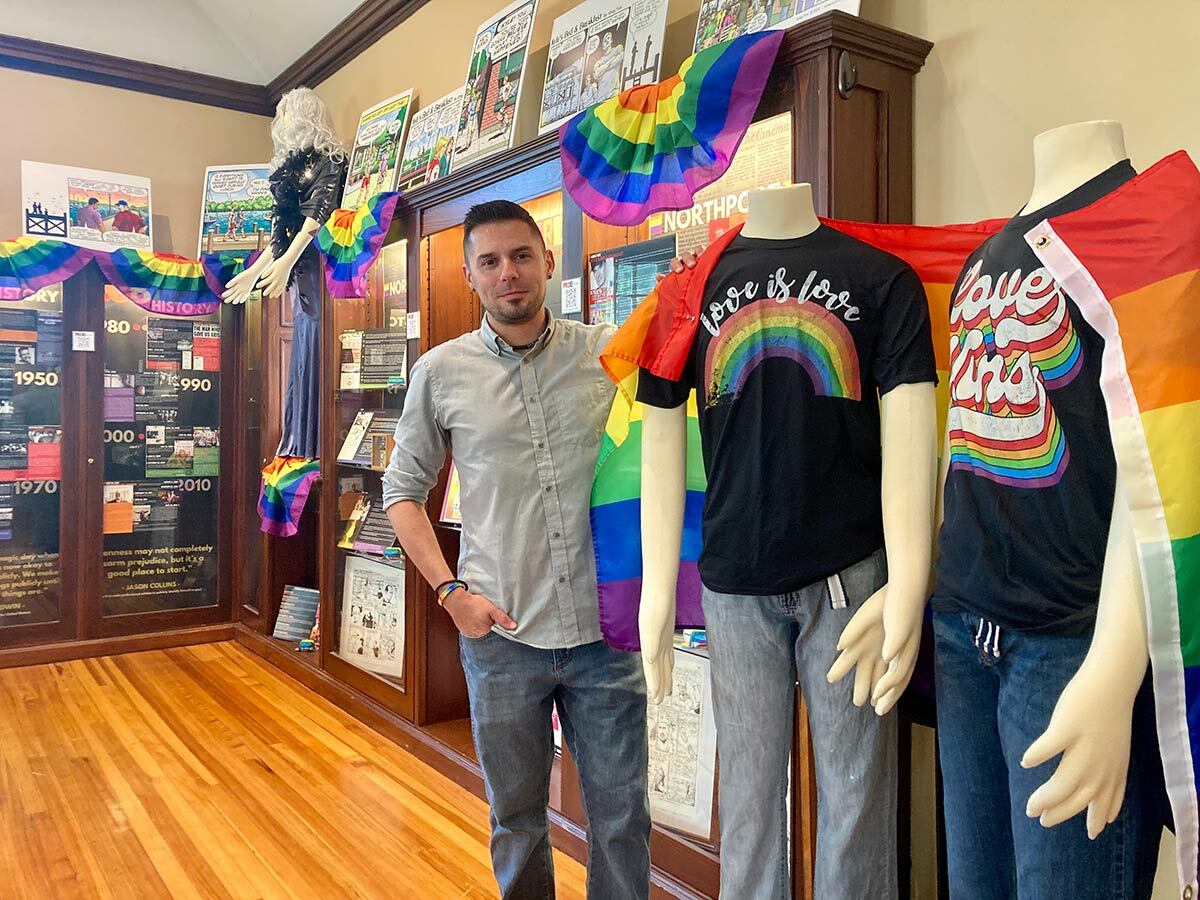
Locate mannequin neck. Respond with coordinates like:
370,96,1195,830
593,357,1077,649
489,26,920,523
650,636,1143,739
741,184,820,240
1021,120,1127,214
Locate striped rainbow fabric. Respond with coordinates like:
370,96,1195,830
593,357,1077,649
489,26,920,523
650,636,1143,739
0,236,259,315
93,248,222,316
259,456,321,537
315,191,401,298
560,30,784,227
1026,150,1200,890
0,236,93,300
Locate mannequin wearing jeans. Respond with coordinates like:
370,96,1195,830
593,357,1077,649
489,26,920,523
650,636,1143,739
638,184,937,898
931,120,1163,897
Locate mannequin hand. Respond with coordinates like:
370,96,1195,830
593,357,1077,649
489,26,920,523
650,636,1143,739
221,265,260,305
1021,661,1135,838
872,585,925,715
443,590,517,639
639,595,676,704
827,586,889,709
657,249,700,281
258,251,299,300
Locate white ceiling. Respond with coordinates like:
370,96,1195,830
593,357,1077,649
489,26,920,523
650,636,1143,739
0,0,364,83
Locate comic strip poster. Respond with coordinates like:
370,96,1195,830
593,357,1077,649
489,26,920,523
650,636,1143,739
692,0,859,52
538,0,669,135
197,164,272,256
339,554,406,678
647,647,717,839
22,161,152,252
396,88,467,191
450,0,539,174
343,89,415,210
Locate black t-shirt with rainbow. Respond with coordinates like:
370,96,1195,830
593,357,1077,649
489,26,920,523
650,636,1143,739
637,227,937,596
933,160,1136,634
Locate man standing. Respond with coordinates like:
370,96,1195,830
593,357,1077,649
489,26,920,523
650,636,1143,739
76,197,104,231
383,200,650,899
111,200,145,233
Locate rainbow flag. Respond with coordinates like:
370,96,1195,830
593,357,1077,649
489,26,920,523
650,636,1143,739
315,191,402,298
560,30,784,227
1026,151,1200,888
0,236,92,300
591,152,1200,886
259,456,321,537
201,249,261,301
93,248,222,316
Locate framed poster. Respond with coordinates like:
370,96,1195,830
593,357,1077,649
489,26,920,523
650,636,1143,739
397,88,467,191
450,0,539,174
647,646,717,840
647,112,792,253
439,461,462,527
538,0,669,135
693,0,860,52
339,553,406,678
587,234,677,326
197,164,272,256
343,90,416,210
22,161,152,252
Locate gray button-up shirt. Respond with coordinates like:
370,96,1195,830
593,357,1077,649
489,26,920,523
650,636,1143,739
382,311,617,649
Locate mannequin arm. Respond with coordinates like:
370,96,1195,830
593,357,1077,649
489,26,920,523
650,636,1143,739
640,402,687,703
1022,474,1148,838
259,216,322,299
221,248,273,305
828,383,936,715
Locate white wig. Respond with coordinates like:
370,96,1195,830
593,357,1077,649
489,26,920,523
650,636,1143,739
270,87,348,169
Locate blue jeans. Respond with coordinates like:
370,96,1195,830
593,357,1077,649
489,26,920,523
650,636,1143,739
459,633,651,900
933,610,1162,899
704,549,898,900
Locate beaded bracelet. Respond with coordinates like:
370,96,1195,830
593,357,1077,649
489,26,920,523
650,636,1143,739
434,579,469,607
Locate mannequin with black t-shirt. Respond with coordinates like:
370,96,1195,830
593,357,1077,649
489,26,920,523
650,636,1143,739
931,120,1162,899
637,183,937,898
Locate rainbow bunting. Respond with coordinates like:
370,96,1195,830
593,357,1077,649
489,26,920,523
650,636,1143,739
258,456,321,537
0,236,93,300
591,152,1200,887
315,191,402,298
201,249,261,301
560,30,784,227
93,248,222,316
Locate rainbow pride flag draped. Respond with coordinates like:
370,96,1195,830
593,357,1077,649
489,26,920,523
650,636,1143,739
316,191,402,298
259,456,321,537
0,236,260,316
0,236,93,300
93,249,224,316
591,152,1200,888
560,30,784,227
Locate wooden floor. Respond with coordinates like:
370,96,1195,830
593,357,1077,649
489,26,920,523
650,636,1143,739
0,642,587,899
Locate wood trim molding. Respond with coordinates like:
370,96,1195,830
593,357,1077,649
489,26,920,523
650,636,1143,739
779,11,933,72
0,33,272,115
267,0,434,102
0,624,234,670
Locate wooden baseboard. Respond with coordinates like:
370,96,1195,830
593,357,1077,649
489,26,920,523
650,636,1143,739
235,624,711,898
0,623,235,670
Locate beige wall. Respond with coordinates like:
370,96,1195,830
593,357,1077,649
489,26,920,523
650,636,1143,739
1,68,272,256
868,0,1200,223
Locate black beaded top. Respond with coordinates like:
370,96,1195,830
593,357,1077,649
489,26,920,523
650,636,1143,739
268,148,346,266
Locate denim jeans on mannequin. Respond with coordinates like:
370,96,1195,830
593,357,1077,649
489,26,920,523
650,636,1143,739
459,633,651,900
933,610,1163,899
703,548,898,900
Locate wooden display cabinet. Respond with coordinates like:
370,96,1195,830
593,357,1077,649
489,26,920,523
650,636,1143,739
234,13,932,899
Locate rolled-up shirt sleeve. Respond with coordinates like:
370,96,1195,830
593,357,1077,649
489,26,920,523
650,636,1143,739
382,359,448,509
